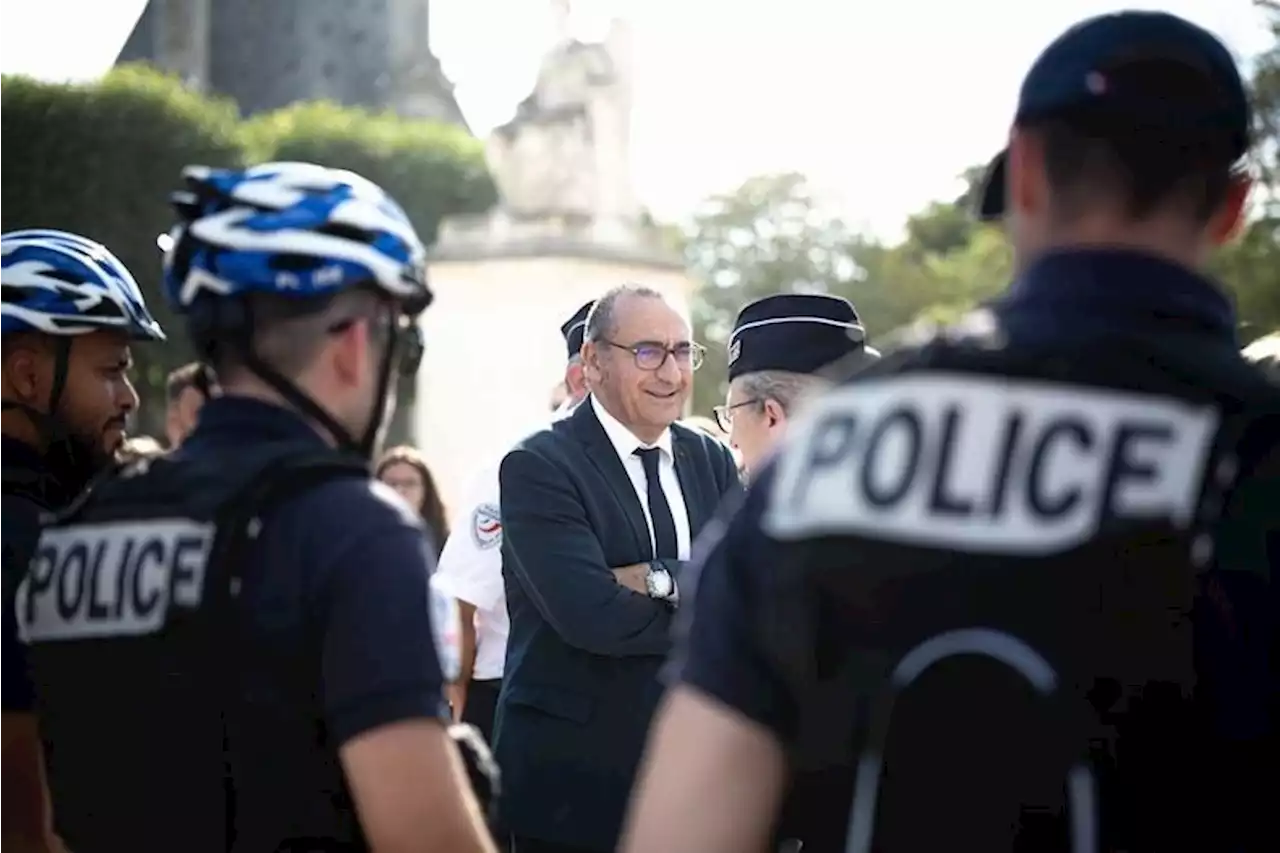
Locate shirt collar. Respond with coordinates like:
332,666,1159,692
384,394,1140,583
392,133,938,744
181,396,329,450
590,395,674,460
999,248,1237,343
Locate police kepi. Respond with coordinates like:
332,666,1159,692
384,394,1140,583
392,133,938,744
623,12,1279,853
562,299,593,361
18,163,497,852
719,293,878,475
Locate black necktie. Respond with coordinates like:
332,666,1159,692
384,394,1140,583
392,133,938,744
634,447,678,560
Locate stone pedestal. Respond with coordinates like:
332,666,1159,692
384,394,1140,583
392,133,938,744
413,213,695,507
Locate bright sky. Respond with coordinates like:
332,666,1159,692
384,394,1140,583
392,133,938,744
2,0,1273,241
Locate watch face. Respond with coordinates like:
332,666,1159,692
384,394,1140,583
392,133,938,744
652,570,673,598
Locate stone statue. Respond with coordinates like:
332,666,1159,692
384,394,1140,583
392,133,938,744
485,7,640,225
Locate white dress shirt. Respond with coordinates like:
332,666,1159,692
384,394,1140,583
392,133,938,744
433,396,583,681
589,395,692,561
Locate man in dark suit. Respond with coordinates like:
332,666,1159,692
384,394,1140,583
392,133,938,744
497,284,742,853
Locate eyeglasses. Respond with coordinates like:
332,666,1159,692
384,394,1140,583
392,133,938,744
328,312,424,377
712,398,761,432
603,339,706,372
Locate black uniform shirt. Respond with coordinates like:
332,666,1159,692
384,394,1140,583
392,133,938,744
178,397,450,846
667,250,1278,851
2,437,52,713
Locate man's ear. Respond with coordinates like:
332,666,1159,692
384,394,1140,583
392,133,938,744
762,397,787,428
1,342,51,405
565,360,586,395
580,341,601,377
1007,128,1050,221
1209,172,1252,246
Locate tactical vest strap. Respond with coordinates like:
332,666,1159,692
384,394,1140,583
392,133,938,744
206,449,371,592
0,466,46,504
199,449,371,851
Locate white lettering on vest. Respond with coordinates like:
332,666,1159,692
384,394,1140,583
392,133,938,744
764,374,1219,555
16,519,215,643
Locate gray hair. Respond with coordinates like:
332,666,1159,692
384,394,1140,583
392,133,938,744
585,284,666,344
1243,331,1280,382
735,369,829,416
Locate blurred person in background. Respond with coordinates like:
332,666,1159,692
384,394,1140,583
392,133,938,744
433,300,595,850
714,294,878,479
376,443,464,728
2,228,166,853
550,381,570,413
434,300,594,730
164,361,211,448
376,444,450,554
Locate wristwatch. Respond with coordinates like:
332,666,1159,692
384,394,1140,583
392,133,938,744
645,562,674,600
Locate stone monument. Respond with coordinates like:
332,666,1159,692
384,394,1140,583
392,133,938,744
414,4,695,505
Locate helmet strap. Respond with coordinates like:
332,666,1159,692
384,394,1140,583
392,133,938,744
210,300,402,461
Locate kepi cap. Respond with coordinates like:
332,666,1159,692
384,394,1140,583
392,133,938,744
561,300,594,360
727,293,875,382
977,11,1250,221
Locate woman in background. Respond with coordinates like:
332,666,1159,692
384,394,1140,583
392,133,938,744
375,445,461,687
376,444,450,556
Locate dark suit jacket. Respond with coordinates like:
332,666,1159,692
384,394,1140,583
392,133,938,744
495,399,741,850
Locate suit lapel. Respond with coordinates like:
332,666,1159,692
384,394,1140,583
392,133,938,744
571,399,653,557
673,430,710,537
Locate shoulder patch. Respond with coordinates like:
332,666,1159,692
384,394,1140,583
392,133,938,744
471,502,503,550
764,373,1219,556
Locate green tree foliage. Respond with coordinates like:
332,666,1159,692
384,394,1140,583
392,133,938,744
685,21,1280,414
241,102,498,442
240,101,498,248
683,169,1012,415
1,64,244,434
1,65,497,439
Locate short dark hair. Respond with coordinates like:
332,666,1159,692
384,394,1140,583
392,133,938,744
209,288,388,382
165,362,204,403
1029,57,1244,223
585,284,665,344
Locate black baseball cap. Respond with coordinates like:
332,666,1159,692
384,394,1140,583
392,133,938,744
976,11,1250,221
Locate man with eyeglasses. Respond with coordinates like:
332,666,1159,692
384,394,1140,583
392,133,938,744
495,284,741,853
714,293,879,478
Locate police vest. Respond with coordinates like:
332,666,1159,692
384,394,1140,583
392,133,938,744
759,328,1279,853
15,442,370,853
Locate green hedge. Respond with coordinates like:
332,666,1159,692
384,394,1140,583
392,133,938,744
1,65,243,432
1,63,497,440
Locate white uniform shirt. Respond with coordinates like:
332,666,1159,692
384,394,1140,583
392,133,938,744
433,397,582,681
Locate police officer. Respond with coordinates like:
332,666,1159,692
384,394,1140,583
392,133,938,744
14,162,497,853
624,12,1278,853
2,228,166,851
435,299,595,736
715,293,878,477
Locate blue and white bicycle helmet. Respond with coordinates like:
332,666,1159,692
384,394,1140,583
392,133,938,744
163,161,432,315
2,229,166,341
